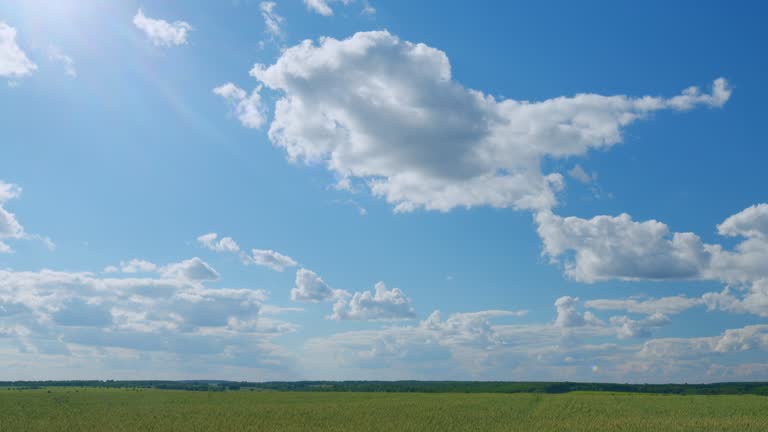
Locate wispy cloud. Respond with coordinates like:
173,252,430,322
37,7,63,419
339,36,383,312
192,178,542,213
213,83,266,129
260,2,284,38
47,46,76,78
133,9,192,47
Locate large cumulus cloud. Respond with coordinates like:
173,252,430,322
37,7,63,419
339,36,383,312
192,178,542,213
230,31,728,212
536,203,768,285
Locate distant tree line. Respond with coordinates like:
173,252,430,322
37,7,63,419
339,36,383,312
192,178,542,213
0,380,239,392
2,380,767,395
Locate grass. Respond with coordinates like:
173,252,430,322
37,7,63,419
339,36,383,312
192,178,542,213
1,388,767,431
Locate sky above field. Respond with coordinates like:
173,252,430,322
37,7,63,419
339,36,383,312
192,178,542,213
1,0,767,383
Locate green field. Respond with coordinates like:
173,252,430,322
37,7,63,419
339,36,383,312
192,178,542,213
1,388,767,431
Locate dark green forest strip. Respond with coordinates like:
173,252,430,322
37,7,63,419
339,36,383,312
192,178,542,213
2,380,768,395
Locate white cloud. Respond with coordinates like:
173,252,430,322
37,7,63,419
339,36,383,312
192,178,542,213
0,181,25,253
304,309,522,378
213,83,266,129
173,287,266,328
422,309,527,348
290,268,340,302
331,281,416,321
4,253,766,381
160,257,219,281
566,164,606,199
536,211,711,282
0,204,24,241
0,22,36,78
247,31,729,213
291,270,415,321
196,232,296,272
197,232,241,253
717,203,768,239
554,296,602,328
47,46,76,78
52,298,112,327
333,199,367,216
303,308,768,381
260,2,284,37
246,248,298,272
703,279,768,318
133,9,192,47
35,235,56,252
586,296,702,315
641,325,768,358
104,257,217,282
304,0,336,16
0,265,296,375
707,363,768,380
119,259,158,274
605,326,768,383
303,0,368,16
663,79,731,110
537,203,768,285
567,164,594,184
361,1,376,15
103,259,160,275
610,313,670,339
708,204,768,284
538,203,768,322
304,305,608,380
709,237,768,284
0,182,22,203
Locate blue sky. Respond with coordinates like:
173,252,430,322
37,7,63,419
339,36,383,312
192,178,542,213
1,0,767,382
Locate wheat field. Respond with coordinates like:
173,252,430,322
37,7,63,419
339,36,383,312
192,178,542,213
1,388,767,431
